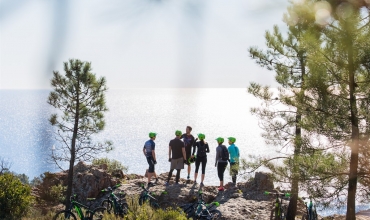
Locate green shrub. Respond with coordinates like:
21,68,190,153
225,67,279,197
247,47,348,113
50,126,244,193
49,184,66,204
14,173,30,185
121,196,187,220
0,173,34,219
22,208,56,220
32,172,66,205
92,157,128,174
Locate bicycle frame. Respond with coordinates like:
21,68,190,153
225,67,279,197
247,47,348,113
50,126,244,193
195,191,219,218
139,185,159,206
264,191,290,220
108,192,122,213
69,197,93,219
101,184,127,214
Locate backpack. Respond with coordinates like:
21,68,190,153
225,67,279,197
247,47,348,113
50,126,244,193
196,142,207,157
221,145,229,161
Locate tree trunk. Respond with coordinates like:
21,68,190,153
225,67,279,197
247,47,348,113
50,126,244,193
65,86,80,210
286,53,305,220
286,115,301,220
346,38,359,220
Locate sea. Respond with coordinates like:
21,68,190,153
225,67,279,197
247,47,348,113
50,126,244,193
0,88,368,216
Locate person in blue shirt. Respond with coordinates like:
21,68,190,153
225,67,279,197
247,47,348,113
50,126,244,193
143,132,158,186
227,137,240,185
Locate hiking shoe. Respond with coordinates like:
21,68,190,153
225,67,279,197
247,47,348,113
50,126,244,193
194,181,197,184
164,182,169,187
155,178,159,184
187,175,190,180
148,182,154,187
200,182,204,187
218,186,224,191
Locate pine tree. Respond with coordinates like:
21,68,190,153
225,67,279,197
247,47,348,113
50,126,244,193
295,1,370,219
246,2,321,219
48,59,112,209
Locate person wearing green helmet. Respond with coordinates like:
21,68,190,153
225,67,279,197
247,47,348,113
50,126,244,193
215,137,229,191
164,130,187,186
227,137,240,185
143,132,158,186
191,133,210,186
181,126,197,180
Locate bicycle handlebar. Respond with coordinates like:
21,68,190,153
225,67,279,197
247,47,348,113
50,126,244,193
70,194,77,201
101,183,122,192
206,201,220,207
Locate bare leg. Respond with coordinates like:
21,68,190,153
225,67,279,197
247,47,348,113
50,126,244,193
148,173,152,184
201,174,205,183
187,165,191,176
194,172,198,182
220,181,223,187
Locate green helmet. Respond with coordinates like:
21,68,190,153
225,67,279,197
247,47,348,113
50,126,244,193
215,137,224,143
149,132,157,138
175,130,182,136
197,133,205,140
188,155,196,164
228,137,236,143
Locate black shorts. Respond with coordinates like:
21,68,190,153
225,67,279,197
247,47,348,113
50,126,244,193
185,150,192,165
146,156,155,173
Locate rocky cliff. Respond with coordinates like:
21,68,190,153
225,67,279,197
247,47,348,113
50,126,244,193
32,162,315,219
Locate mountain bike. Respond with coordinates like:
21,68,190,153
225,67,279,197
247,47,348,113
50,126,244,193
264,191,291,220
138,184,174,210
301,196,318,220
53,194,106,220
100,184,128,217
180,190,222,220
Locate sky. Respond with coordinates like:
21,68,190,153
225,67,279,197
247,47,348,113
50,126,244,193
0,0,290,89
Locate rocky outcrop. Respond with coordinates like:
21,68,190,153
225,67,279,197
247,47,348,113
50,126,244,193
33,164,370,219
245,172,274,192
72,161,118,200
92,171,307,220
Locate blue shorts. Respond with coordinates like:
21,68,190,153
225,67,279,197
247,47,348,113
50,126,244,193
146,156,155,173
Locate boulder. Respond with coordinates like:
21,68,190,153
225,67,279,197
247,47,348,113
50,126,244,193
245,172,274,191
73,161,90,173
72,163,117,201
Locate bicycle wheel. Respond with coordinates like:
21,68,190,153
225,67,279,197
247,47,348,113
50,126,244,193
210,210,222,220
270,207,284,220
118,202,129,215
53,210,77,220
270,207,276,220
139,196,145,206
101,199,113,213
180,203,196,218
150,200,161,209
91,207,106,220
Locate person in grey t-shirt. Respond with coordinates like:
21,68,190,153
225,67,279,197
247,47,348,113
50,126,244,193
164,130,186,186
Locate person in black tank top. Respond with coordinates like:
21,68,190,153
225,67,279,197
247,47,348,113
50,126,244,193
191,133,209,186
182,126,196,180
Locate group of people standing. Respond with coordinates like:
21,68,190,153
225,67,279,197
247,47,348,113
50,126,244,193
142,126,240,191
